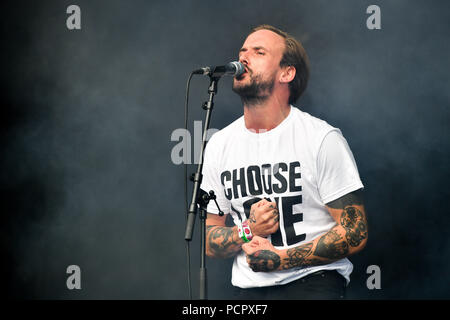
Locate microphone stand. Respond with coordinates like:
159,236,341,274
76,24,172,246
184,76,223,300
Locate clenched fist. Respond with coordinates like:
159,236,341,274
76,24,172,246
247,199,279,238
242,235,281,272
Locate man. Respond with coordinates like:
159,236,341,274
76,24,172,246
200,25,367,299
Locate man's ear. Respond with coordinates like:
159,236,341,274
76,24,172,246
279,66,296,84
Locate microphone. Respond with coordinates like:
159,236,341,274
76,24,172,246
193,61,245,78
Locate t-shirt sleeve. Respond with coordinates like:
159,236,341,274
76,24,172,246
199,138,231,215
317,130,364,204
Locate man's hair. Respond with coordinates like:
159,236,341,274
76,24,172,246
249,24,310,104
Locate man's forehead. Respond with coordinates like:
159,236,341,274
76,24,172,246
242,29,285,51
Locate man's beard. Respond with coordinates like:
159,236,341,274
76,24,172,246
232,72,275,106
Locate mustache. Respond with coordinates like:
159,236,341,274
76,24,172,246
235,65,251,80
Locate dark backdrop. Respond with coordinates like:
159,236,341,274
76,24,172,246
1,0,449,299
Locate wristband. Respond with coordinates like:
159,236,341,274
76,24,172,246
238,220,253,242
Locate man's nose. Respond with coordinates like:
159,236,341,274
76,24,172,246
239,53,249,67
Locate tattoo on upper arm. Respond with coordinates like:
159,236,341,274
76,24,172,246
326,189,363,209
326,189,368,248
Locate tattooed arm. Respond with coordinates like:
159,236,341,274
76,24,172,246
206,198,280,259
242,189,368,272
206,213,245,259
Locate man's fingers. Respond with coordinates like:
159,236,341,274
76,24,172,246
270,222,279,234
270,206,279,217
254,199,276,210
242,236,264,254
261,207,279,223
261,202,278,213
255,199,268,208
242,239,258,252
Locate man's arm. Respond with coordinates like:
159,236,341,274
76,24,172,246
243,189,368,272
206,213,244,259
281,189,367,269
206,198,280,259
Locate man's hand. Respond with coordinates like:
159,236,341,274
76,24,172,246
248,199,279,238
242,236,282,272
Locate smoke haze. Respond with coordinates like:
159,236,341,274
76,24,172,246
1,0,449,299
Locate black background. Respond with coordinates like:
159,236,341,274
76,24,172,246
1,0,449,299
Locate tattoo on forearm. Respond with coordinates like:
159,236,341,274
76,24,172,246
207,225,241,258
282,242,313,269
247,250,281,272
314,229,349,259
282,242,327,269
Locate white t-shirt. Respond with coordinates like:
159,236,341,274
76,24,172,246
200,105,364,288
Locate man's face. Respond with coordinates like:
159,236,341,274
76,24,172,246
232,29,286,104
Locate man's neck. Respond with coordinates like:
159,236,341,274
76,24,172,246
243,96,291,134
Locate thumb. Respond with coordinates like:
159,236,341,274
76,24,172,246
242,242,252,254
242,238,260,254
